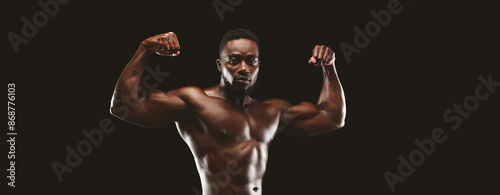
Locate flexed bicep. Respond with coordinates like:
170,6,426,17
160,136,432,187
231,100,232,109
110,31,189,129
279,44,346,137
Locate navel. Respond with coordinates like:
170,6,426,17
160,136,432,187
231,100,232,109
253,187,259,192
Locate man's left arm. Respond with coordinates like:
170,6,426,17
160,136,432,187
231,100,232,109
280,45,346,137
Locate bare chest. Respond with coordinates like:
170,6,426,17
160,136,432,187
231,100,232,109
183,97,282,145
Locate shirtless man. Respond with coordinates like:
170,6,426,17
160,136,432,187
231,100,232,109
110,29,346,195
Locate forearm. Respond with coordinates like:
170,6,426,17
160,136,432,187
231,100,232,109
317,64,346,127
111,42,153,110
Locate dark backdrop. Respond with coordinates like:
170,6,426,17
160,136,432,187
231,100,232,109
2,0,499,194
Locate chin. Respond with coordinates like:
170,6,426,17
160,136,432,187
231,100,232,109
231,84,253,96
232,88,250,96
224,78,254,96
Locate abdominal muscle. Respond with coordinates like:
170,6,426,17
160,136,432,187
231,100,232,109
177,119,270,195
195,139,268,195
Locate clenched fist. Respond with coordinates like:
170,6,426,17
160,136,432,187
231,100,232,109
142,32,181,56
309,45,335,66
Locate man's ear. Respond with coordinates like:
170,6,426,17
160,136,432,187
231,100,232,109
216,59,222,72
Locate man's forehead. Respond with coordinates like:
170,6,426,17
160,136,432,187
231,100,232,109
223,38,259,56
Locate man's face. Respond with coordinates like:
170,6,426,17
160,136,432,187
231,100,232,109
218,38,260,96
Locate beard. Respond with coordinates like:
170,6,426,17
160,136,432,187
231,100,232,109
223,76,257,97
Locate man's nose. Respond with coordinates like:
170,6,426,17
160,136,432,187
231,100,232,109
237,62,250,75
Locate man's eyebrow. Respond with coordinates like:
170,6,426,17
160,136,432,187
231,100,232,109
228,54,242,57
227,54,258,58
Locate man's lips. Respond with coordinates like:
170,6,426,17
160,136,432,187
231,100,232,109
235,76,251,81
234,77,251,84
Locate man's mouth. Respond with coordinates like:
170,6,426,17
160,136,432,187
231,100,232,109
235,76,251,81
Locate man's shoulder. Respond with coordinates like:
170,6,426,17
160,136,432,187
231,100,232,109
178,86,205,94
166,86,207,99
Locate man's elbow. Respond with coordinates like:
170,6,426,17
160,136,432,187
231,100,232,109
109,105,129,121
330,109,346,130
331,119,345,131
109,106,121,119
326,114,345,131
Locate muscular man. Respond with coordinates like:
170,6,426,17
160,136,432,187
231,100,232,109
110,29,346,195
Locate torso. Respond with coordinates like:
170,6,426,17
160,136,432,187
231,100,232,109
174,87,286,195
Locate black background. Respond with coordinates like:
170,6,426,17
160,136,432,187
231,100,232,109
2,0,499,194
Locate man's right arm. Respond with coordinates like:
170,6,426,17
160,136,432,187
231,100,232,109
109,32,188,128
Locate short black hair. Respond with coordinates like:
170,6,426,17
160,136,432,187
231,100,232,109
219,28,259,56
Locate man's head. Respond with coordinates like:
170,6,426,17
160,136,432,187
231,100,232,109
217,29,260,96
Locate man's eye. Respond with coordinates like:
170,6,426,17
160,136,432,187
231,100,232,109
229,59,238,64
247,58,258,65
